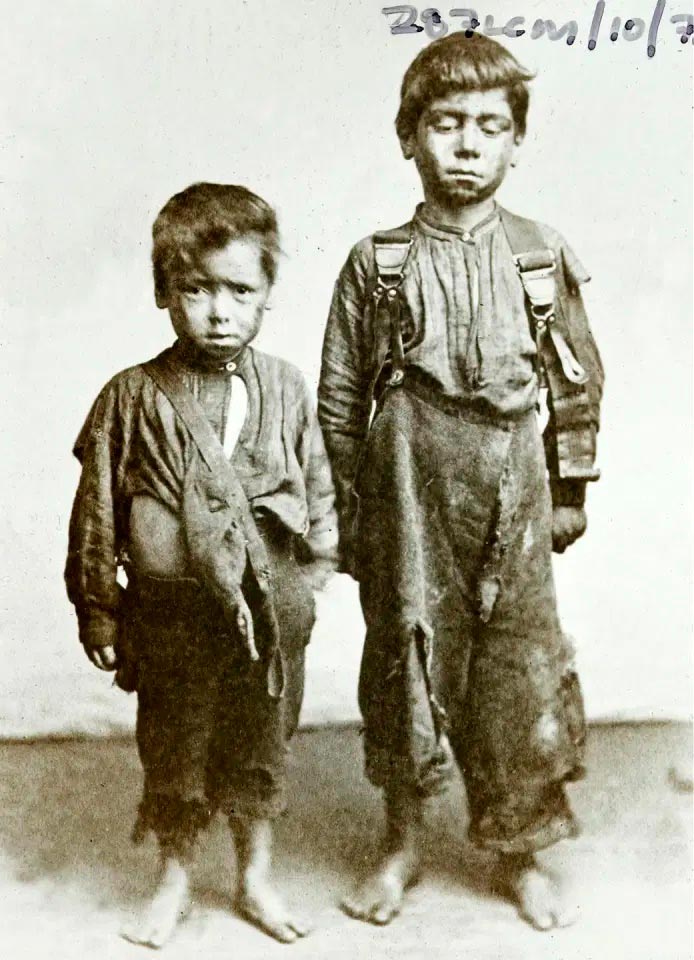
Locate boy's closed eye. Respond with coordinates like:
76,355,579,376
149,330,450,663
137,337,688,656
428,112,511,137
179,281,253,299
477,115,512,137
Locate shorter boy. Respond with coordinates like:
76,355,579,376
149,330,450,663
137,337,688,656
65,183,337,947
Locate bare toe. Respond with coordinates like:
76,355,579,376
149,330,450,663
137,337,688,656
121,872,190,948
341,864,412,927
287,917,311,938
121,907,186,949
551,884,579,928
371,896,402,926
519,873,553,929
237,888,310,945
509,865,570,931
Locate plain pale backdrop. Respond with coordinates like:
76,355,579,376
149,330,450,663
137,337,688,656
1,0,692,735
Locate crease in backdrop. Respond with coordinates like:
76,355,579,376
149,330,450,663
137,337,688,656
0,0,691,736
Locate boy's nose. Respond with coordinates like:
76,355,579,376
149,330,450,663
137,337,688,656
454,120,481,157
209,291,231,323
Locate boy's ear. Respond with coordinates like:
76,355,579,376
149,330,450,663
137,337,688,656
510,133,524,168
399,134,416,161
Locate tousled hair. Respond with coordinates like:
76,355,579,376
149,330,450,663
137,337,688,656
396,33,534,144
152,182,280,307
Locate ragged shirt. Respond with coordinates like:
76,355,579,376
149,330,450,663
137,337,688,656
318,204,602,566
65,340,338,650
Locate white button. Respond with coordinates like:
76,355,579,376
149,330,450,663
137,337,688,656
225,361,236,373
462,231,472,242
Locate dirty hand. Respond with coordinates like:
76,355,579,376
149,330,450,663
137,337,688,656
235,595,258,661
86,644,118,671
552,506,587,553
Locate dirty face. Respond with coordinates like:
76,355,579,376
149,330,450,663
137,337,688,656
403,87,522,207
164,236,271,359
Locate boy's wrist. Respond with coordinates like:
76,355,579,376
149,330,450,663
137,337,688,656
77,607,120,650
550,477,586,509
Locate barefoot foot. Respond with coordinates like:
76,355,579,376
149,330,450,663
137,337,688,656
343,785,424,926
121,858,191,949
237,880,310,944
231,817,310,944
501,854,577,931
341,846,421,926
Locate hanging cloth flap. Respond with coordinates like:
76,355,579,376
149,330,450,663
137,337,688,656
143,353,285,698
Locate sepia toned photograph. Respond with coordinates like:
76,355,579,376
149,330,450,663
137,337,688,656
1,2,692,957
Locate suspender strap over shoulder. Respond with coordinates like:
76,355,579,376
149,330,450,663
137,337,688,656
500,209,599,482
500,211,588,387
372,225,414,389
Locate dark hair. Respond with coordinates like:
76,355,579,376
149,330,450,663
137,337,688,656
395,33,534,144
152,182,280,307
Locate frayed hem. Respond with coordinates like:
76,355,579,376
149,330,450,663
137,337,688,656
132,793,212,856
469,812,581,856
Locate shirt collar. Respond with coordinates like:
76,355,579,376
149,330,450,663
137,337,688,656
414,202,500,242
171,338,250,376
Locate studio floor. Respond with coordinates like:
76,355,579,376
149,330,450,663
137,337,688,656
0,723,691,960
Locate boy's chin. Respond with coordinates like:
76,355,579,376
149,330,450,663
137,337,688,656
180,336,247,363
202,340,241,356
432,179,498,208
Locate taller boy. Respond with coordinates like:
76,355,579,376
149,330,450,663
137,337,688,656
318,35,603,929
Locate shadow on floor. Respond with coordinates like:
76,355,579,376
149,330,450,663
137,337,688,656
0,723,691,958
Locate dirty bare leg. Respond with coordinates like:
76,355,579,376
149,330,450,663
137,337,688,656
499,851,577,931
121,848,192,949
232,817,310,944
342,783,423,925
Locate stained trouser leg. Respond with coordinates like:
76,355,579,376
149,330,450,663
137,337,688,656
207,528,315,822
127,575,230,855
455,518,585,855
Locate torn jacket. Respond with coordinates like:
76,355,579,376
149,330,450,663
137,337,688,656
65,342,338,651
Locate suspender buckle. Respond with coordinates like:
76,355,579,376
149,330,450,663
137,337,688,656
513,250,557,318
386,368,405,387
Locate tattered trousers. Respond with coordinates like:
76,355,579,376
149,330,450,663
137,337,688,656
122,521,315,857
356,376,585,855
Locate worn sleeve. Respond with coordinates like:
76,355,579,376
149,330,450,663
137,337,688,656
544,237,604,508
317,247,373,572
64,378,133,649
295,376,339,568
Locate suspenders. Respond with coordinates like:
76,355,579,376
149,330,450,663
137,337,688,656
372,225,414,388
370,211,600,483
499,212,589,387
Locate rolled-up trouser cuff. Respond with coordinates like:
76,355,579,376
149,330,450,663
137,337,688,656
212,765,289,822
467,778,583,855
132,792,212,858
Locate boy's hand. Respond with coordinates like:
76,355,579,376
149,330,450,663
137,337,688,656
86,644,118,671
552,506,587,553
